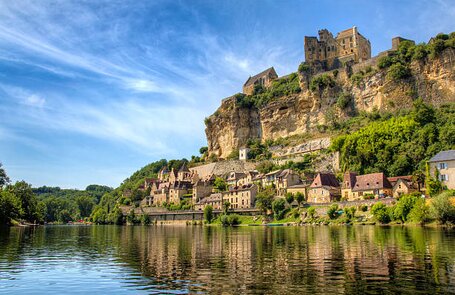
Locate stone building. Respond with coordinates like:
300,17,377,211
242,67,278,95
275,169,301,196
194,193,223,211
429,150,455,190
342,172,393,201
224,184,258,209
388,176,418,198
304,26,371,70
307,172,340,203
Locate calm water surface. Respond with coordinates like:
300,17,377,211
0,225,454,294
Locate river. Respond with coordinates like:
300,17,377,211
0,225,454,294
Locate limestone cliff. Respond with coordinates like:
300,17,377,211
205,48,455,159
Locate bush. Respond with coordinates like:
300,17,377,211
298,62,310,73
393,194,420,222
359,205,368,212
285,193,294,205
408,198,430,224
387,63,411,80
310,74,335,92
378,55,395,69
344,206,356,220
307,206,316,219
337,93,352,109
327,204,340,219
371,202,391,224
204,205,213,224
221,214,240,226
272,198,287,220
140,214,151,225
431,191,455,224
350,72,364,87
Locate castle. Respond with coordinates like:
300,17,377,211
304,26,371,70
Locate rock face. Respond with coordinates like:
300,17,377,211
206,48,455,159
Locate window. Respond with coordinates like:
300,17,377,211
440,174,448,181
438,162,448,169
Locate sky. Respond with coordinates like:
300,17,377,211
0,0,453,189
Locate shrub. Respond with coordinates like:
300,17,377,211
387,63,411,80
327,204,340,219
204,205,213,224
221,214,240,226
140,214,151,225
310,74,335,92
285,193,294,205
295,192,305,207
371,202,391,224
350,72,364,87
408,198,430,224
431,191,455,224
298,62,310,73
377,55,395,69
307,206,316,219
412,44,428,61
337,93,352,109
272,198,287,220
359,205,368,212
393,194,420,222
344,206,357,220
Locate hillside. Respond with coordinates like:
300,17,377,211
205,34,455,159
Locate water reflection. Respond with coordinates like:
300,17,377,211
0,225,454,294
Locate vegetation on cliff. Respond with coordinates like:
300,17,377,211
331,100,455,176
235,72,301,109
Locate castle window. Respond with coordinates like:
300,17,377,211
351,49,353,53
350,37,353,42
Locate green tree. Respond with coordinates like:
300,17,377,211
0,190,22,224
393,194,420,222
10,181,40,223
58,209,72,223
76,196,95,218
108,206,124,225
204,205,213,224
285,192,294,205
272,198,286,220
344,206,356,221
371,202,391,224
223,201,231,215
0,162,10,187
307,206,316,219
214,177,227,192
408,198,430,224
327,204,340,219
199,146,208,155
431,191,455,224
140,214,151,225
295,192,305,207
255,188,274,215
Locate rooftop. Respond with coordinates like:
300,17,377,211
429,150,455,162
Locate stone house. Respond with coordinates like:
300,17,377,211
304,26,371,70
226,171,247,187
242,67,278,95
342,172,392,201
286,184,308,199
262,170,282,188
275,169,301,195
428,150,455,190
195,193,223,211
388,176,418,198
307,173,341,203
192,180,214,205
223,184,258,209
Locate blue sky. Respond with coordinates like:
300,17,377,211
0,0,453,189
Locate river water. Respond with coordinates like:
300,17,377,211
0,225,454,294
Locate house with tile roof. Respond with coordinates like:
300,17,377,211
242,67,278,95
275,169,301,196
307,172,340,203
429,150,455,189
342,172,392,201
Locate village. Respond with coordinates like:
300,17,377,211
127,26,454,216
130,148,454,215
